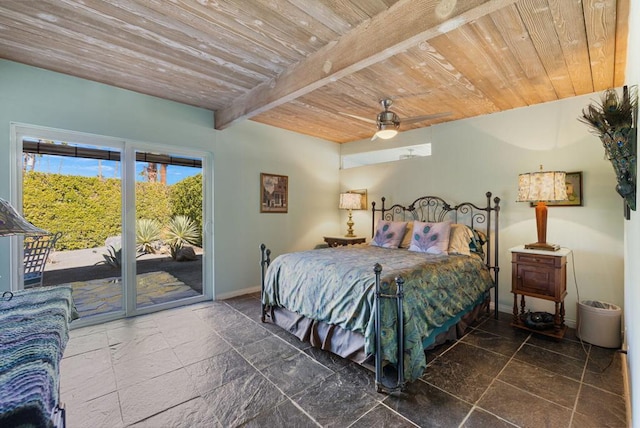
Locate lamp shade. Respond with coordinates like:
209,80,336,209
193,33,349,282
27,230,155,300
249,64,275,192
0,198,48,236
517,171,568,202
339,193,362,210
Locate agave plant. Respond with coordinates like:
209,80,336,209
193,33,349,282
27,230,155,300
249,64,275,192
136,218,162,254
165,215,200,260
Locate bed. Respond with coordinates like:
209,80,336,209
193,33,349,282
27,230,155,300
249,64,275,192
260,192,500,392
0,286,78,427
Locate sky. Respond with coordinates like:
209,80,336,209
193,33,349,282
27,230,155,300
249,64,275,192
25,151,200,185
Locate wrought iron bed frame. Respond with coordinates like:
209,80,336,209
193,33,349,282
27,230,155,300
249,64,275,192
260,191,500,393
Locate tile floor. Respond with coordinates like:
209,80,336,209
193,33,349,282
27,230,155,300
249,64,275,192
60,293,627,427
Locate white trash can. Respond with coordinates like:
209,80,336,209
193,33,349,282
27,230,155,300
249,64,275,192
577,300,622,348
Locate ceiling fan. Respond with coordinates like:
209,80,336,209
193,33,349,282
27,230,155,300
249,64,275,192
341,99,450,140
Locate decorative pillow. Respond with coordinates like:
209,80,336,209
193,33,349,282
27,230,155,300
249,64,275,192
408,221,451,255
469,228,486,259
370,221,407,249
400,221,414,249
448,224,473,256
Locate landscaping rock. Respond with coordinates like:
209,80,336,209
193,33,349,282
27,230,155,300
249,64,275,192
105,235,121,249
176,246,197,262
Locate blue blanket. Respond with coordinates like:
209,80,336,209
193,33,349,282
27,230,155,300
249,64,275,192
263,245,493,381
0,286,77,428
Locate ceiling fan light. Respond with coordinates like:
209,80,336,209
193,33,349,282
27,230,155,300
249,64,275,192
375,129,398,139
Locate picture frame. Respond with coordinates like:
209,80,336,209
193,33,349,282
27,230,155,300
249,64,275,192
531,171,583,207
260,173,288,213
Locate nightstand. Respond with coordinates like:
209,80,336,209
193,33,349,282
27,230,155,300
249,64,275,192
324,236,366,247
510,246,570,339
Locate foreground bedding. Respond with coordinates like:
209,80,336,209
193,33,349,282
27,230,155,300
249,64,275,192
263,244,494,381
0,286,78,428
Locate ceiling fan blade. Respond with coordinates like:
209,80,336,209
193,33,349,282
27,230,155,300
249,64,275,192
400,112,451,125
339,112,377,125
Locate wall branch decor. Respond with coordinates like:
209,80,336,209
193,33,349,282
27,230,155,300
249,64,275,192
579,85,638,218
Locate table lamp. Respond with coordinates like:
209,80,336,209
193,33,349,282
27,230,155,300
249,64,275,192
339,193,362,237
0,198,48,299
516,167,568,251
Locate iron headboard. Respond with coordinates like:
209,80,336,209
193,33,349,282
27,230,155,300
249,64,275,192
371,192,501,318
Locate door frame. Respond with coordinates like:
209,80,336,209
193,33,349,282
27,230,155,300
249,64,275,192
10,123,214,326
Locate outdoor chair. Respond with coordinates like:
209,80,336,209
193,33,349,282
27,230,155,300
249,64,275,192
23,231,62,288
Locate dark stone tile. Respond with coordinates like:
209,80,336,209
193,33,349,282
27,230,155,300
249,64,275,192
461,329,524,358
217,316,271,347
193,302,247,330
571,409,627,428
461,408,515,427
425,340,456,364
130,397,220,428
574,384,627,427
337,363,382,398
583,347,624,395
422,342,509,403
350,404,415,427
185,349,254,396
304,346,351,371
241,400,317,428
498,359,580,408
119,368,199,425
224,295,262,319
171,330,232,366
206,371,286,426
384,379,472,427
514,343,585,380
261,352,334,396
477,380,572,427
238,335,300,371
527,333,589,361
294,371,380,428
476,316,530,341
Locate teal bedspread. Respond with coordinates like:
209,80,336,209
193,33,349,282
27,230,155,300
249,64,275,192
263,245,494,381
0,286,78,428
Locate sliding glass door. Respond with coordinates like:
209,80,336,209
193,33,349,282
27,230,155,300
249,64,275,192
14,125,210,325
133,149,204,310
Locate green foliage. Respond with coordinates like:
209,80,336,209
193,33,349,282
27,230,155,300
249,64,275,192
165,215,200,260
97,245,122,268
136,182,172,226
23,171,201,251
136,218,162,254
23,172,122,250
170,173,202,239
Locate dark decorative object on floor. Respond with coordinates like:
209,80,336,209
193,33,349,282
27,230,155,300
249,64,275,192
523,311,555,330
579,85,638,219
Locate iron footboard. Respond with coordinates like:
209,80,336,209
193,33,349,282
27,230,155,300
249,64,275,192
259,244,407,393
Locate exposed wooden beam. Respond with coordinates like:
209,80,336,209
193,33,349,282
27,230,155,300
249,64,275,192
214,0,519,129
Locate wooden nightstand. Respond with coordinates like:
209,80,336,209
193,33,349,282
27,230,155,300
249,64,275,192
324,236,366,247
510,246,570,339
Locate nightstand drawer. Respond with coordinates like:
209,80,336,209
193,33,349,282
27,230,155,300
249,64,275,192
513,252,557,267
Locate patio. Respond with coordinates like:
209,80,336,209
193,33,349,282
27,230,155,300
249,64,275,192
40,247,203,318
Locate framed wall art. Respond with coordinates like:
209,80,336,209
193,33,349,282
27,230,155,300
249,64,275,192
260,173,288,213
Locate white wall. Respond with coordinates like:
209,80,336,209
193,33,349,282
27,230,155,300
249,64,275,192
624,0,640,425
341,94,624,326
0,59,341,298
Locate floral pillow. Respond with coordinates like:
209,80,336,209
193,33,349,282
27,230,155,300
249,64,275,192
408,221,451,255
370,221,407,249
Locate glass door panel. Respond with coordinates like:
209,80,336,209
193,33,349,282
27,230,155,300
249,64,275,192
134,150,204,309
22,138,124,320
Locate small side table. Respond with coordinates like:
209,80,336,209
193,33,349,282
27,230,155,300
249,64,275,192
324,236,366,247
510,246,570,339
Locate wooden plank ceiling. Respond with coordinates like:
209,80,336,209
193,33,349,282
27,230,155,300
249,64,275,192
0,0,629,143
